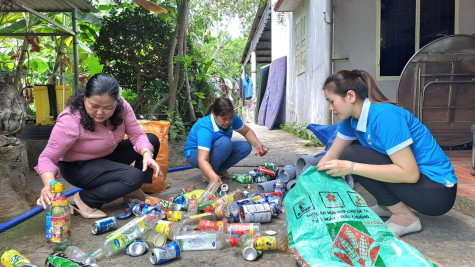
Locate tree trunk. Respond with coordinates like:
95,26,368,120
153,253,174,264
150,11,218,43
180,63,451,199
168,0,189,116
13,36,30,90
184,71,196,122
0,139,37,222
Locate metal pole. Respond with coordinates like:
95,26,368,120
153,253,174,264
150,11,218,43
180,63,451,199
72,9,79,91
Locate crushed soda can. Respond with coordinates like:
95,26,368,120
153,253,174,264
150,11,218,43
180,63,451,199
115,199,142,219
263,162,278,172
150,242,181,265
254,174,270,183
242,246,263,261
125,240,149,257
1,249,37,267
182,185,197,194
234,174,253,184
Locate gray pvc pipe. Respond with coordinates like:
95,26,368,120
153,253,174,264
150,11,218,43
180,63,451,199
296,155,321,172
278,165,296,183
286,179,297,191
256,180,277,194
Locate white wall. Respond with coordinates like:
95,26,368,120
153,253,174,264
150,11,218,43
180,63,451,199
274,0,331,125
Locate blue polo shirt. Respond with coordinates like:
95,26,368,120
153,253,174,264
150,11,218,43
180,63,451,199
184,114,244,159
337,98,456,186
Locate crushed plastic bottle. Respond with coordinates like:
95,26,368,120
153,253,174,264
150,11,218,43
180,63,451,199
232,233,289,253
90,213,159,260
64,246,97,266
197,182,220,204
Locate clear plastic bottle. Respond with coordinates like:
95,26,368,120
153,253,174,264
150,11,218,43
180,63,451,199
155,220,190,240
187,194,198,215
167,210,190,222
91,213,159,260
209,201,240,219
197,182,220,204
179,212,218,230
234,233,289,253
198,220,260,236
210,190,244,209
45,180,57,241
174,230,232,251
64,246,97,266
50,182,72,252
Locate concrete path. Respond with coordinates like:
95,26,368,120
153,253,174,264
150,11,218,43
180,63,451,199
1,123,474,266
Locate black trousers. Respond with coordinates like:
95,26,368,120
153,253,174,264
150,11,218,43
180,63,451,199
59,133,159,209
341,144,457,216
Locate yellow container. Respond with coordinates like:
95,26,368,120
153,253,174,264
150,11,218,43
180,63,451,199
33,85,71,125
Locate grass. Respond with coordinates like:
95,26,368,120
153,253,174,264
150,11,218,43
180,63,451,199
280,122,323,147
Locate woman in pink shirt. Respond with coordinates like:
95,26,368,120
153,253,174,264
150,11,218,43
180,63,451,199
35,73,161,219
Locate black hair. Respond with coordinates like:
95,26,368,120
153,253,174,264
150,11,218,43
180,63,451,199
69,73,124,131
323,69,393,103
205,97,234,116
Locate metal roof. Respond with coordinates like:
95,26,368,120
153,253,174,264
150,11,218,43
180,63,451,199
0,0,97,13
240,1,272,65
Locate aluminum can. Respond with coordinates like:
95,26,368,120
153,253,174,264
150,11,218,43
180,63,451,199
235,174,252,184
273,180,286,197
257,166,276,176
263,162,278,171
125,240,149,257
242,246,262,261
150,242,181,265
91,216,118,235
240,203,272,223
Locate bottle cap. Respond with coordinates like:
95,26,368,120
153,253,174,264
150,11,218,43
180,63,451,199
229,235,238,247
54,182,63,192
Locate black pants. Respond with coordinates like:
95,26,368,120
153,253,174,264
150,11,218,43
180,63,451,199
341,144,457,216
59,133,159,209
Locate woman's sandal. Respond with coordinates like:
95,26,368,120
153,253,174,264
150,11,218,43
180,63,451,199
70,192,107,219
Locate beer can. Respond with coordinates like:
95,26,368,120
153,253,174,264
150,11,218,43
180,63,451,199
1,249,36,267
242,246,263,261
91,216,118,235
125,240,149,257
240,203,272,223
150,242,181,265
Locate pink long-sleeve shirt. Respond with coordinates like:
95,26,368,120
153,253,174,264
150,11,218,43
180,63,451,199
34,97,153,177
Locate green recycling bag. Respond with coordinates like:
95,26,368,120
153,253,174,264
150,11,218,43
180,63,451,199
284,166,436,267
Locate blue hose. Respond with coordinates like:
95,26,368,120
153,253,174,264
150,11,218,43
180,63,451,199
0,166,193,233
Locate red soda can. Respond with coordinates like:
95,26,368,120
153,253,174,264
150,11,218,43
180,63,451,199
257,166,275,176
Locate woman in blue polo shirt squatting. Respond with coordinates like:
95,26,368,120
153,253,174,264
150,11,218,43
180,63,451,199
184,97,268,185
316,69,457,237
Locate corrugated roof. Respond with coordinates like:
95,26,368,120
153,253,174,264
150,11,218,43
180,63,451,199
240,1,272,65
0,0,97,13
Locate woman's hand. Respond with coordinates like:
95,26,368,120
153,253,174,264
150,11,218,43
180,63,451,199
142,156,162,178
255,143,268,156
37,184,53,209
209,174,223,187
317,159,353,177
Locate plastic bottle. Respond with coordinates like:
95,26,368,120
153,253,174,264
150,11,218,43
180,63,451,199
198,220,260,236
209,201,240,219
50,182,72,252
209,190,244,209
174,230,232,251
167,210,190,222
91,213,159,260
187,194,198,215
197,182,220,204
155,220,190,240
1,249,38,267
179,212,218,229
46,180,57,241
233,233,289,253
64,246,97,266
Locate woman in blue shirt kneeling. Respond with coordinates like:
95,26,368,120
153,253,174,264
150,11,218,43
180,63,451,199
317,69,457,237
184,97,268,185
